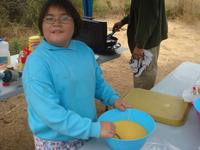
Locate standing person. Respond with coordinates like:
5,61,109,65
112,0,168,89
22,0,131,149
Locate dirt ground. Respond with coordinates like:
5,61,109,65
0,18,200,150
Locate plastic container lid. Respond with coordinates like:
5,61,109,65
29,35,40,41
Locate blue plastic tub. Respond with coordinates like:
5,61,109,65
193,97,200,121
98,108,156,150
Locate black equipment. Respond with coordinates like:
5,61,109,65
75,19,120,55
0,69,22,83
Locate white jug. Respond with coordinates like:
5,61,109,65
0,38,10,65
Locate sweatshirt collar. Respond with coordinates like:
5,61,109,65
40,38,75,51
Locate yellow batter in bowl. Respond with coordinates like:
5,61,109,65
113,120,147,140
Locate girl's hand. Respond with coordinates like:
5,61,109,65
113,99,132,111
100,121,116,138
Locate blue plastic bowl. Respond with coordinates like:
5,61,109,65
98,108,156,150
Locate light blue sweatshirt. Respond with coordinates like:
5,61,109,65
22,39,119,141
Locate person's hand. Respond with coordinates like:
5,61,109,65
132,47,144,60
112,21,123,32
100,121,116,138
113,99,132,111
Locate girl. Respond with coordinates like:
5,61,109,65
22,0,131,149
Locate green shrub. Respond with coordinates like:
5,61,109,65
0,3,9,27
10,37,22,55
21,0,46,30
71,0,83,15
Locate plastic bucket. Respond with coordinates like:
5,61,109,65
193,97,200,121
98,108,156,150
0,39,10,66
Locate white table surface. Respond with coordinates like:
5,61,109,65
80,61,200,150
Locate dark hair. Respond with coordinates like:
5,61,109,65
38,0,81,38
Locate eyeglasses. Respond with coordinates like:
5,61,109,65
43,15,73,24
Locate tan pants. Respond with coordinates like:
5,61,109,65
133,46,160,90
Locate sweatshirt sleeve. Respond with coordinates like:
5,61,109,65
22,55,100,139
135,0,159,48
94,62,120,106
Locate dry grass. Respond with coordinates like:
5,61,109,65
0,6,200,150
166,0,200,20
93,0,127,18
1,0,200,54
94,0,200,20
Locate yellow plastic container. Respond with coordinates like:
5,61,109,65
29,36,41,51
124,88,191,126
